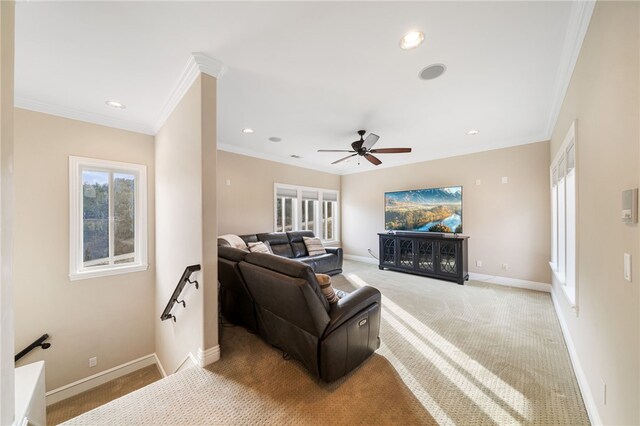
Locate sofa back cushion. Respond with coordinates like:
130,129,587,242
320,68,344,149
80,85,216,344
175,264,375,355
217,246,258,328
240,252,330,336
240,234,259,245
218,247,250,296
256,232,294,258
287,230,315,258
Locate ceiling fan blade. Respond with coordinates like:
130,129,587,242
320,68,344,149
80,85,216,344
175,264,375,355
369,148,412,154
362,133,380,150
364,153,382,166
318,149,355,153
331,153,357,165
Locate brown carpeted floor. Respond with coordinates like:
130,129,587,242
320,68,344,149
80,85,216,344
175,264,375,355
62,260,590,425
47,364,162,425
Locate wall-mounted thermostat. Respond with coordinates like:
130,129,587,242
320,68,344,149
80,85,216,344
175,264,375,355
622,188,638,223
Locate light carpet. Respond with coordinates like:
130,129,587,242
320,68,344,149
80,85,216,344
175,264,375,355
63,260,589,425
47,365,162,425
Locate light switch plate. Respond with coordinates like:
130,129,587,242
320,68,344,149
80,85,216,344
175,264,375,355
624,253,631,282
621,188,638,223
501,176,508,184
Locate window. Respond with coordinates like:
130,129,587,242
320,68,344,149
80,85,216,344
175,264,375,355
274,184,339,242
550,121,577,308
70,156,148,280
301,190,318,231
321,192,338,241
275,187,297,232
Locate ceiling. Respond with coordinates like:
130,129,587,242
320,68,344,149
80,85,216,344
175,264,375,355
15,1,591,175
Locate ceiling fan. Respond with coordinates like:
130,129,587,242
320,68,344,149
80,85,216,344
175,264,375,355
318,130,412,166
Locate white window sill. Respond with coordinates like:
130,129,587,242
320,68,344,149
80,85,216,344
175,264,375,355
322,240,340,246
70,263,148,281
549,261,577,312
562,284,577,308
549,262,564,284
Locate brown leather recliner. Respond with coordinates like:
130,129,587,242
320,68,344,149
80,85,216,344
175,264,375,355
237,252,381,382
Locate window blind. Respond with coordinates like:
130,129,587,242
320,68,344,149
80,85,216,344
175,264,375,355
276,187,297,198
322,191,338,202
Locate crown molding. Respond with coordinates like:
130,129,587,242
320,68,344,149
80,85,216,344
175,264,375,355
152,52,226,134
219,132,548,177
192,52,227,79
15,97,155,135
544,0,595,139
15,53,226,136
217,142,340,175
338,133,549,176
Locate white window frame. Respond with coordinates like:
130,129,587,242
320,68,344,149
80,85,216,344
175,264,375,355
274,183,340,243
549,121,578,311
69,156,148,281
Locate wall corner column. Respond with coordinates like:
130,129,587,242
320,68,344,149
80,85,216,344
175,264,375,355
0,1,15,424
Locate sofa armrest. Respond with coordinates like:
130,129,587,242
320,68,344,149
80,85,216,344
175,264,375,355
325,246,343,259
324,286,381,337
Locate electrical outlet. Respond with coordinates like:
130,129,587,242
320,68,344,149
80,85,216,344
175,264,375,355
476,260,482,267
501,263,509,271
89,357,97,368
225,179,231,186
502,176,508,184
475,179,481,186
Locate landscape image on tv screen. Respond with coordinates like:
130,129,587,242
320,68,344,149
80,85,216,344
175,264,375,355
385,186,462,233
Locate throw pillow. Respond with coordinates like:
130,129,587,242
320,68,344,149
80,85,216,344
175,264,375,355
247,241,272,254
219,234,248,251
315,273,340,304
303,236,326,256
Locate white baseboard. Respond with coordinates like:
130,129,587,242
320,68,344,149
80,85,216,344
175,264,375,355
344,254,378,265
166,345,222,375
173,353,198,374
153,353,167,378
344,255,551,293
551,289,602,425
469,272,551,293
45,354,157,405
196,346,220,367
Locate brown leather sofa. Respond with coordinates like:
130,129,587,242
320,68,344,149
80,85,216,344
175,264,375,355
217,246,381,382
218,231,343,276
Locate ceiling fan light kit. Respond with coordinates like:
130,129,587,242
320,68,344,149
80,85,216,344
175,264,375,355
318,130,412,166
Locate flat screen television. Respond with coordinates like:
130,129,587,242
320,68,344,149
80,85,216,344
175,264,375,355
385,186,462,233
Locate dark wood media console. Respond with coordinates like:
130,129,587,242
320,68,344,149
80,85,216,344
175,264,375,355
378,232,469,285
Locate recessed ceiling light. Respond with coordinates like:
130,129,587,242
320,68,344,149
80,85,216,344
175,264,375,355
105,100,126,109
419,64,447,80
400,31,424,50
467,129,479,136
268,137,282,142
290,155,303,159
242,128,254,134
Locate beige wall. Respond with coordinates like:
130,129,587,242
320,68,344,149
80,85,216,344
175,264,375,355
549,2,639,424
155,74,218,372
217,151,341,236
13,109,156,391
0,1,15,423
341,142,551,284
201,74,218,350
